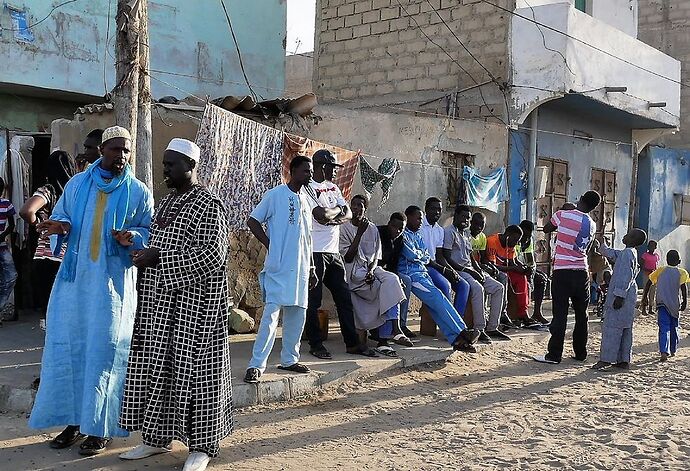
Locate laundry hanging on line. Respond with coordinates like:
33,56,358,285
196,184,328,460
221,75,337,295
283,134,360,201
462,166,508,213
196,104,284,231
359,155,401,207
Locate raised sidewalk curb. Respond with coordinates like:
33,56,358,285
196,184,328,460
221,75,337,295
0,312,552,413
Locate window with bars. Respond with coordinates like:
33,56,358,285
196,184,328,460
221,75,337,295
441,152,475,208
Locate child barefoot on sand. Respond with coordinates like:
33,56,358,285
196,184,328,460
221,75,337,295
641,250,688,361
592,228,647,371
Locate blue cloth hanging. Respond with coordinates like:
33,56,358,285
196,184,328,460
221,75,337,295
462,166,508,213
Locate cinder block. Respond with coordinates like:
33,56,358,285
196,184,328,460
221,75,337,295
355,0,373,14
337,3,355,16
380,6,401,20
257,378,290,404
417,77,439,90
363,9,381,23
233,383,259,408
335,27,354,40
371,20,391,34
345,13,363,26
328,17,345,30
288,374,322,400
353,24,371,37
396,78,417,92
372,0,391,8
375,82,395,94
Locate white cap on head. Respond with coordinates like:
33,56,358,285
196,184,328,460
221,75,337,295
166,138,200,162
102,125,131,143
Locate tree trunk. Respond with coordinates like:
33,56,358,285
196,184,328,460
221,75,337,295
113,0,141,168
136,0,153,189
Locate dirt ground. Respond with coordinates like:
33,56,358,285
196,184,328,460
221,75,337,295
2,315,689,470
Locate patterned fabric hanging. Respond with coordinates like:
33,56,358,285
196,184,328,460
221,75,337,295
196,104,284,231
359,155,401,207
283,133,360,201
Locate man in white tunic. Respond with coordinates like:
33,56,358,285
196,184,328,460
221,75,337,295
244,155,317,383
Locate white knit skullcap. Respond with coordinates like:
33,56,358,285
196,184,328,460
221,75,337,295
166,138,200,162
101,126,131,143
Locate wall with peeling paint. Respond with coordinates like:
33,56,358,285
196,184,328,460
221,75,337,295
308,105,509,234
636,146,690,270
0,0,286,101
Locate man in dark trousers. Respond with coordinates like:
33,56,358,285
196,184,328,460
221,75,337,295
305,149,366,359
534,190,601,364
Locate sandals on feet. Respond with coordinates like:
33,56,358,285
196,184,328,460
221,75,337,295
309,347,332,360
392,334,414,347
50,425,84,449
79,436,112,456
278,363,311,373
374,345,398,357
347,347,378,357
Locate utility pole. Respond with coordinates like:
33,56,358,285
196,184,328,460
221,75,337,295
136,0,153,189
113,0,141,169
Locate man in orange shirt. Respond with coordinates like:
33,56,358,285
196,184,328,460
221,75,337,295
482,226,540,327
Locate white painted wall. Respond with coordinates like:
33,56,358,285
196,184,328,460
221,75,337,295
516,0,638,36
510,2,680,126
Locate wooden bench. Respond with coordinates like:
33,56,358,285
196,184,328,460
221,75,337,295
420,301,475,336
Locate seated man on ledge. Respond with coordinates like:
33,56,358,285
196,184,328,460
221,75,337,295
397,205,480,351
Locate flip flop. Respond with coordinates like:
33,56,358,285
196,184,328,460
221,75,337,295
392,334,414,347
374,346,398,357
347,347,378,357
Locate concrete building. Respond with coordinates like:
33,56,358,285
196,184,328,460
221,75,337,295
314,0,680,273
286,53,315,95
636,0,690,266
0,0,287,162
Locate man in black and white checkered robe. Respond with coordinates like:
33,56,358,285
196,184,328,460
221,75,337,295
119,139,232,471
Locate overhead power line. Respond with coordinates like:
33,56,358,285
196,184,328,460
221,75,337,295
480,0,690,89
219,0,261,102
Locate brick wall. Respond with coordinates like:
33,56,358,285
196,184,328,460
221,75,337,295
638,0,690,148
314,0,514,116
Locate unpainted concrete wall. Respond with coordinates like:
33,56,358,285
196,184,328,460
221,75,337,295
308,104,509,233
638,0,690,149
314,0,513,118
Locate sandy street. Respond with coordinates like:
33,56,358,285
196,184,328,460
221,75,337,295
2,315,689,471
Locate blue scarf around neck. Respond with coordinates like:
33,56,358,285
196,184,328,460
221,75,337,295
60,158,133,281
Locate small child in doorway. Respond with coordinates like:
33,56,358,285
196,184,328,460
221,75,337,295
640,250,688,361
592,228,647,371
640,240,661,315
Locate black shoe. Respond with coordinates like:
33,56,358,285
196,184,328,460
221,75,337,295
571,355,587,362
455,344,478,353
309,346,332,360
401,326,417,338
486,330,511,341
278,363,311,373
50,425,84,449
500,314,518,330
79,436,112,456
244,368,261,384
477,331,492,344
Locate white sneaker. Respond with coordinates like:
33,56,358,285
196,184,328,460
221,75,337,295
183,451,210,471
119,444,172,460
533,354,560,365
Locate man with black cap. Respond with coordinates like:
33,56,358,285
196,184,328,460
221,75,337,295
306,149,367,358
